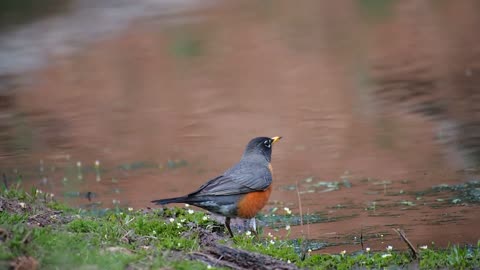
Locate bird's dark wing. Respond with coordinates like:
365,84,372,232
188,162,272,196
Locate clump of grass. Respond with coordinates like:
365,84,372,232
0,185,221,269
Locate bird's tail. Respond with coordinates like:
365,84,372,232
151,196,189,206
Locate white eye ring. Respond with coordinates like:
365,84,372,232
264,140,271,148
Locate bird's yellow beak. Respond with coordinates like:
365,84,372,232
271,136,282,144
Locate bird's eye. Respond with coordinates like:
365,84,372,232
264,140,271,148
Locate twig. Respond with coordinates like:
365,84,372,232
393,228,418,259
295,181,303,227
307,207,310,240
360,226,364,250
22,230,32,244
296,181,308,260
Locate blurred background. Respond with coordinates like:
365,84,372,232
1,0,479,252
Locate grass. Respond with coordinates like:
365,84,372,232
1,185,480,269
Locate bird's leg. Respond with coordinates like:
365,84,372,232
225,217,234,238
249,217,259,237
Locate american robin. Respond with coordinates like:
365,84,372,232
151,136,282,237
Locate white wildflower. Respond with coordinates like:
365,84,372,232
202,216,208,221
420,245,428,250
284,207,292,215
308,249,312,253
246,231,252,236
77,161,82,167
185,203,190,207
169,218,175,223
270,240,275,245
188,209,194,214
95,160,100,167
128,207,133,211
287,260,291,263
366,247,371,252
285,225,291,231
340,250,346,255
207,265,212,269
268,232,273,238
386,245,393,251
19,202,26,208
382,253,392,258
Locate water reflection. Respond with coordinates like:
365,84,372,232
1,0,480,252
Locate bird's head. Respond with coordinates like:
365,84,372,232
242,136,282,162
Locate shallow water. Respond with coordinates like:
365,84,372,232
1,0,480,253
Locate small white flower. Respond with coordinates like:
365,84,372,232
128,207,133,211
95,160,100,167
381,253,392,258
176,222,182,228
246,231,252,236
420,245,428,250
207,265,212,269
36,189,43,194
340,250,346,255
270,240,275,244
283,207,292,214
77,161,82,167
188,209,194,214
386,245,393,251
285,225,291,231
169,218,175,223
308,249,312,253
185,203,190,207
19,202,26,208
287,260,291,263
180,219,186,223
152,230,157,235
202,216,208,221
268,232,273,238
50,193,55,198
366,247,371,252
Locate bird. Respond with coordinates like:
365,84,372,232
151,136,282,237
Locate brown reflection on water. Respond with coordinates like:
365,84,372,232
1,0,480,252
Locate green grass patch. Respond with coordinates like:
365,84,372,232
1,186,479,269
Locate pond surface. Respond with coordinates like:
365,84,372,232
1,0,479,253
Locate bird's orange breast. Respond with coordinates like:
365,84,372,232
236,186,272,219
236,163,274,219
